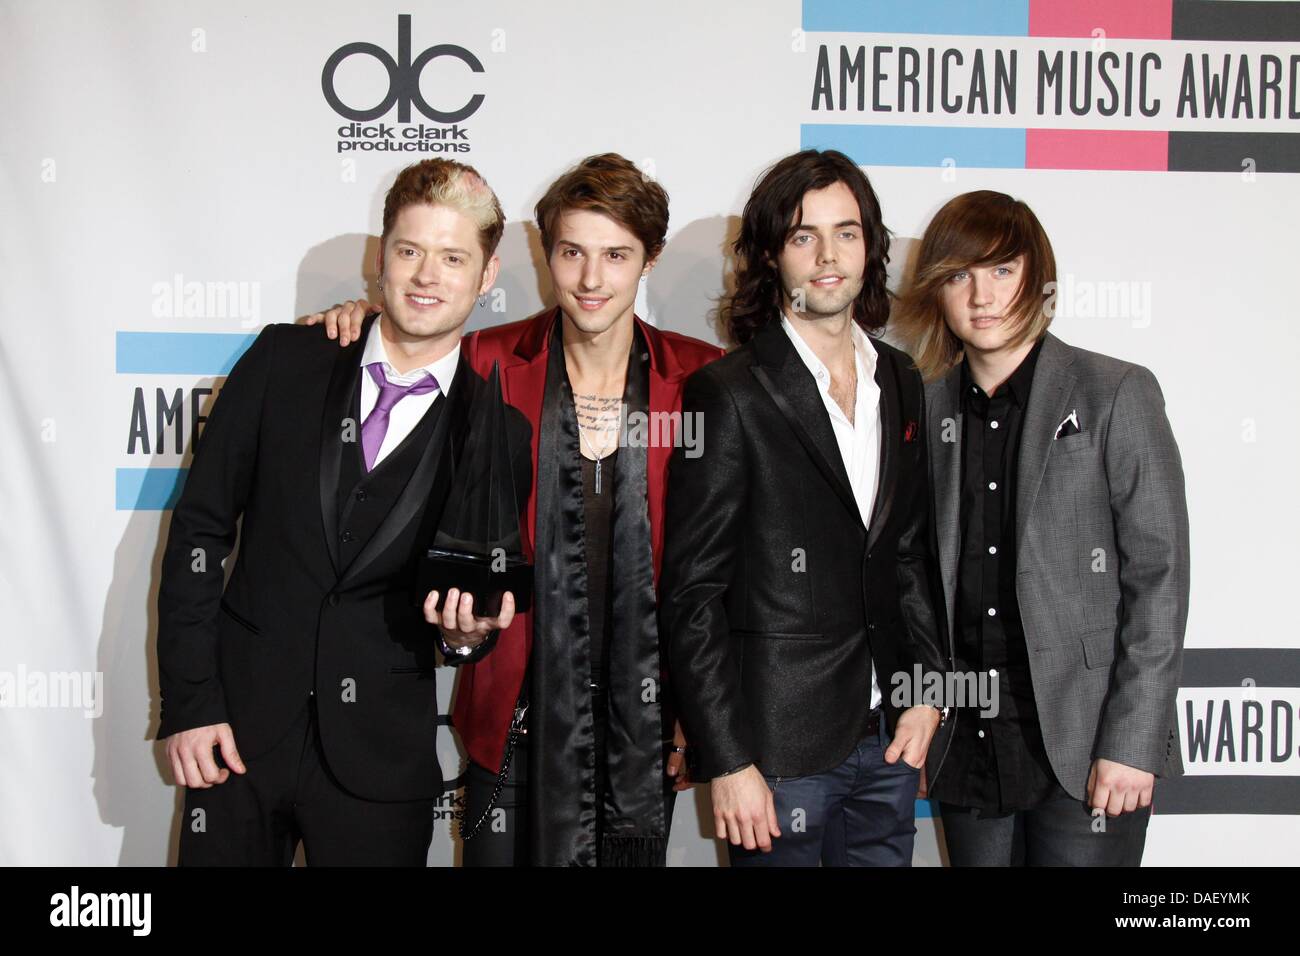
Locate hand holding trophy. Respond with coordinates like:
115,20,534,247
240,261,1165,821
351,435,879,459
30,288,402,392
416,361,533,626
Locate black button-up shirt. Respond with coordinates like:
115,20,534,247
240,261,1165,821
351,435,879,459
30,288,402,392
931,339,1060,814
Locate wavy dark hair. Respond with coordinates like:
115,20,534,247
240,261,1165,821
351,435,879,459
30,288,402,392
721,149,891,346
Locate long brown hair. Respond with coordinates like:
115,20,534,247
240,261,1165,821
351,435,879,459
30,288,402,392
720,149,891,346
894,190,1056,381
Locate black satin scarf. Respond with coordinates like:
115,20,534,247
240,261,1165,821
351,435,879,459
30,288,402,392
528,319,667,867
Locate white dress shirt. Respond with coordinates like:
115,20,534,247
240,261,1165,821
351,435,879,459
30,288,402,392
358,316,460,468
782,314,884,710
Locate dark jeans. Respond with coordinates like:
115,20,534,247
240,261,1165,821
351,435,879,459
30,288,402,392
178,695,434,866
729,710,921,867
940,787,1151,866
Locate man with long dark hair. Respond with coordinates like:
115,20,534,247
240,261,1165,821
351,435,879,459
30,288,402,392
659,149,950,866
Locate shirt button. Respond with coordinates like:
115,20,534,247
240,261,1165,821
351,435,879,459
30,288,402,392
977,730,986,738
988,481,998,491
990,420,999,429
987,607,997,617
355,489,367,501
340,530,354,543
989,668,999,678
988,545,997,555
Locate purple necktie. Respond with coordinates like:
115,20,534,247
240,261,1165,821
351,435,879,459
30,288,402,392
360,362,439,471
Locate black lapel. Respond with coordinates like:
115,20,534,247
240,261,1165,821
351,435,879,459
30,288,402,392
928,365,962,636
339,350,477,589
1015,333,1078,554
318,314,377,577
748,322,862,526
865,342,900,553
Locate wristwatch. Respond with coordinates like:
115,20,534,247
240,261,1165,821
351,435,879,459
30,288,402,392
437,631,478,658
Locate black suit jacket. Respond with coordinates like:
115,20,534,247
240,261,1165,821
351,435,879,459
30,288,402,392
660,321,949,780
155,315,531,801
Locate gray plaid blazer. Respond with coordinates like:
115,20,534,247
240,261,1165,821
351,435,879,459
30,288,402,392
924,332,1190,801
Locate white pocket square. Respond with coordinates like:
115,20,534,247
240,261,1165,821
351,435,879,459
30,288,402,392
1054,409,1081,440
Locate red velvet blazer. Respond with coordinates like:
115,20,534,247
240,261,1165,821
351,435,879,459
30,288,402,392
452,307,724,772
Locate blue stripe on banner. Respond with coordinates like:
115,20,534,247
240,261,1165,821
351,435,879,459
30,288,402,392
116,468,188,511
116,332,256,375
802,0,1029,36
802,123,1026,169
915,798,936,819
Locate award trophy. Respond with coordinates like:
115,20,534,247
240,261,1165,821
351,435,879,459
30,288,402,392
415,361,532,618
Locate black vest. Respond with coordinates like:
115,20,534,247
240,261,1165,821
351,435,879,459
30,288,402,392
334,387,446,575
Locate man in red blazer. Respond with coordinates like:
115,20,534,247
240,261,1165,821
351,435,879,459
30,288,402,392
312,154,723,866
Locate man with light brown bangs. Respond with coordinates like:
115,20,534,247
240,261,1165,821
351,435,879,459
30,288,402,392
895,190,1190,866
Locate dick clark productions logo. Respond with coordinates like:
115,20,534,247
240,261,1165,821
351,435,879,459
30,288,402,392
321,14,485,123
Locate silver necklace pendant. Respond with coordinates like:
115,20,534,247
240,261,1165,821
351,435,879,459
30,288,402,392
579,421,612,494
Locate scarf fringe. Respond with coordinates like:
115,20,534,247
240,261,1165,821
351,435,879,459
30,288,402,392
600,834,668,868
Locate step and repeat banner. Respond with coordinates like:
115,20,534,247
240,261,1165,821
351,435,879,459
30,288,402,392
2,0,1298,866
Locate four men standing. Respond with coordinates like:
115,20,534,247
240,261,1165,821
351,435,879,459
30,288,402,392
158,151,1189,866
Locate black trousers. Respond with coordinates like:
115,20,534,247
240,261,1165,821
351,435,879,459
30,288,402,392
461,742,531,867
178,695,435,866
939,785,1151,866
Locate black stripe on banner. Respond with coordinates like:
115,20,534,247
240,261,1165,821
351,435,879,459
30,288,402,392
1179,648,1300,687
1173,0,1300,41
1169,132,1300,173
1154,775,1300,815
1151,648,1300,814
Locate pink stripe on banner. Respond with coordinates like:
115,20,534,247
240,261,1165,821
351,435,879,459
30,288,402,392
1026,129,1168,171
1029,0,1171,39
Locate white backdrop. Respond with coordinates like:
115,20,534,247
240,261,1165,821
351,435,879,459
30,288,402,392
2,0,1298,866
